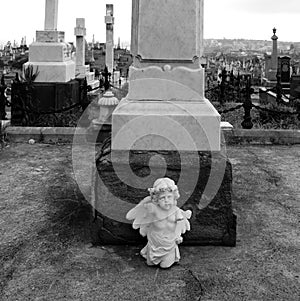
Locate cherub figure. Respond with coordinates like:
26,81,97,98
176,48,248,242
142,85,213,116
126,178,192,268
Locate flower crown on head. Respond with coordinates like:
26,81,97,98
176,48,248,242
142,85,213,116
148,178,179,201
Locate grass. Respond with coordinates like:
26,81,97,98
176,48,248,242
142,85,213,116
0,143,300,300
212,101,300,129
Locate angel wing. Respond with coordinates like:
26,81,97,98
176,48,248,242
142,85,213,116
126,196,154,237
175,209,192,239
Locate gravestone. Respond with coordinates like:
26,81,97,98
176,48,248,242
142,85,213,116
269,28,278,81
278,56,291,83
74,18,99,90
12,0,82,125
93,0,236,246
105,4,114,75
277,55,291,94
290,75,300,99
104,4,120,84
262,28,278,87
74,18,86,75
112,0,220,151
24,0,75,82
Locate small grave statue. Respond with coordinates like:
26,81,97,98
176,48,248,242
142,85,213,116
126,178,192,268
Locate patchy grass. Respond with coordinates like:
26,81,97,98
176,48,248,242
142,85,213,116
213,101,300,129
0,143,299,300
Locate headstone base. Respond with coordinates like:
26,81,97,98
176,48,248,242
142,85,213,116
11,79,82,126
92,145,236,246
261,78,277,88
76,66,100,90
36,30,65,43
112,98,221,151
23,61,75,83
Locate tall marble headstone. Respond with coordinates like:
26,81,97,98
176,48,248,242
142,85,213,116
93,0,236,246
112,0,220,151
105,4,114,74
74,18,86,75
24,0,75,82
74,18,99,89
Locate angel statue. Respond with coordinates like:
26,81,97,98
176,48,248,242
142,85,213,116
126,178,192,268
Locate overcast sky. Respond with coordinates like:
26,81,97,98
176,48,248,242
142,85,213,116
0,0,299,46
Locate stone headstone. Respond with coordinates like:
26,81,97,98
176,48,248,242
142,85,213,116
24,0,75,83
262,28,279,86
74,18,86,73
290,75,300,99
92,0,236,246
278,56,291,83
112,0,220,151
74,18,99,89
105,4,114,74
131,0,203,63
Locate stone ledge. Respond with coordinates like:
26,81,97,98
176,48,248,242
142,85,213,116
4,126,84,144
4,126,111,144
223,128,300,145
4,126,300,145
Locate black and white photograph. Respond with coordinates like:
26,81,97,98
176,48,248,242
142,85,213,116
0,0,299,300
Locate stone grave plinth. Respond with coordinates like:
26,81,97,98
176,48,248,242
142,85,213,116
25,38,75,83
93,144,236,246
92,0,236,246
24,0,75,83
18,0,80,117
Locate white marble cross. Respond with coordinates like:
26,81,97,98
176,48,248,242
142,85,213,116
44,0,58,31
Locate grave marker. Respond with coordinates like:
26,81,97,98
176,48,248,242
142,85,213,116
24,0,75,82
74,18,99,89
112,0,220,151
105,4,114,75
93,0,236,246
44,0,58,30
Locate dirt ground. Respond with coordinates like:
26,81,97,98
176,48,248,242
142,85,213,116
0,143,299,301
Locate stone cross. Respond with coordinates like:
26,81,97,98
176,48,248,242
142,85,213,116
44,0,58,31
74,18,86,72
105,4,114,74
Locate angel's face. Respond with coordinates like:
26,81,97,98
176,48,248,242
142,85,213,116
157,192,175,211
